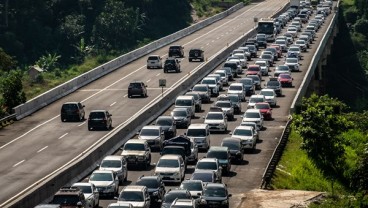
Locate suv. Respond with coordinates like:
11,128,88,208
170,198,199,208
87,110,112,130
71,182,100,208
128,81,148,98
147,55,163,69
155,116,177,139
99,155,128,185
206,146,232,175
121,139,151,169
88,170,119,198
188,48,204,62
60,102,85,122
161,189,192,208
117,185,151,208
201,183,232,208
163,57,181,73
50,187,87,208
138,126,165,150
204,111,228,133
135,175,166,203
168,45,184,58
154,154,186,183
266,78,282,96
191,84,211,103
195,158,222,183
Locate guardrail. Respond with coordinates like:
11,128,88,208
0,114,16,127
13,2,245,120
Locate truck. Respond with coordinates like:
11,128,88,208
257,18,276,42
290,0,300,11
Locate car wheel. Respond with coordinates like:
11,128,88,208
88,126,92,131
94,200,99,208
189,59,192,62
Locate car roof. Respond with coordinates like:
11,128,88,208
173,107,189,112
102,155,123,161
181,179,203,184
194,84,209,87
176,95,194,99
245,109,261,113
90,110,107,113
160,154,182,160
208,146,228,151
261,88,276,92
126,139,147,144
72,182,93,187
172,199,194,206
222,137,241,143
250,94,266,98
229,83,244,86
198,158,218,162
92,169,114,174
205,182,226,189
188,123,208,128
63,102,80,105
157,116,174,120
123,185,146,192
138,175,160,180
234,125,253,130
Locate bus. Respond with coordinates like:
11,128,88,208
257,18,276,42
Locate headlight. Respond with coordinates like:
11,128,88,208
173,172,180,176
222,199,229,204
107,184,115,190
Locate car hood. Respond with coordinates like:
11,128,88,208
161,202,171,208
218,159,229,165
89,180,113,187
205,119,225,124
285,62,298,66
122,201,145,208
99,167,121,173
231,135,254,141
121,150,145,156
155,167,180,173
228,90,243,94
203,196,228,201
138,135,160,140
84,193,94,200
173,116,186,120
242,117,261,123
229,149,241,155
264,95,275,100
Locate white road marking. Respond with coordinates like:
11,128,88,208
110,102,116,106
58,133,68,139
147,79,151,83
13,160,25,167
123,94,128,98
156,73,160,76
37,146,48,153
78,122,86,127
206,43,210,45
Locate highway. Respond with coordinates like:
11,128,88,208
0,0,291,206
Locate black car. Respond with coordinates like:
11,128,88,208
221,137,243,164
163,57,181,73
60,102,85,122
206,146,232,175
88,110,112,130
168,45,184,58
189,48,204,62
256,36,267,48
135,175,166,204
155,116,177,139
245,38,259,50
128,81,148,98
201,183,232,208
161,189,192,208
238,78,255,96
266,78,283,96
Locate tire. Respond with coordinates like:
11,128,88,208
94,200,99,208
189,59,192,62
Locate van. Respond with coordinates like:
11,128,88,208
186,124,211,150
175,95,196,118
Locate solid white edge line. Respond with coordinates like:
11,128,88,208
37,146,48,153
58,133,68,140
13,160,25,168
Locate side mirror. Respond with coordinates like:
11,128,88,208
228,194,233,197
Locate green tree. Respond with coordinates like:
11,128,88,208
35,53,61,71
292,94,352,181
354,18,368,35
0,70,26,113
0,48,17,72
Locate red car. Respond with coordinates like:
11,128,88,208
270,44,282,58
246,65,261,78
255,102,272,120
278,73,293,87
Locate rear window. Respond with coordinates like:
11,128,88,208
62,104,77,110
148,56,159,60
129,83,142,88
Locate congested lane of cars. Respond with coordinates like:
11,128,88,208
38,1,337,208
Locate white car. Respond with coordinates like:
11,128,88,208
72,182,100,208
287,46,302,60
195,158,222,182
107,202,133,208
254,60,269,76
241,109,264,130
117,186,151,208
286,26,298,38
232,53,248,68
227,83,246,102
237,46,252,61
99,155,128,185
138,126,165,150
179,180,205,198
147,55,162,69
295,40,307,52
214,69,229,86
201,77,220,96
231,126,257,151
284,57,300,72
247,94,266,109
154,155,186,183
259,89,277,107
88,170,119,198
274,65,291,77
204,111,228,133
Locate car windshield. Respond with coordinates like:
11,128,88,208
267,81,280,87
119,191,144,201
204,187,226,197
156,118,173,126
136,179,159,188
157,159,179,168
239,79,252,85
296,40,304,44
124,143,145,151
255,104,270,109
72,185,92,194
247,76,260,82
202,79,216,85
192,86,207,92
289,47,299,52
215,72,226,77
62,104,78,110
180,182,203,191
191,172,213,182
196,162,217,170
256,62,266,67
286,58,298,63
90,172,113,181
279,74,291,79
229,85,242,91
163,193,190,203
261,54,271,59
187,129,206,137
176,99,192,106
229,95,240,103
172,110,187,117
275,40,286,44
207,151,228,159
260,91,274,96
101,160,121,168
233,129,253,136
288,27,297,32
249,97,264,103
216,102,231,108
276,66,289,71
247,67,259,71
129,83,142,88
165,59,176,64
245,112,261,118
206,113,223,120
222,141,240,150
233,54,245,59
51,195,80,205
140,129,159,136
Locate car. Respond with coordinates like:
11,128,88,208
161,189,192,208
227,83,246,102
247,94,266,109
286,26,298,38
237,46,252,60
185,92,203,112
256,36,267,48
203,111,228,133
214,100,234,121
270,44,282,58
246,44,257,57
155,116,177,139
221,137,244,163
138,126,165,150
60,102,85,122
170,108,192,128
265,77,282,96
206,146,232,175
278,73,293,87
98,155,128,185
284,57,300,72
71,182,100,208
121,139,151,170
246,64,262,78
87,110,112,130
154,154,186,183
186,123,211,151
287,46,302,60
195,158,222,182
238,78,255,96
231,125,257,151
135,175,166,203
295,40,307,52
128,81,148,98
275,39,288,52
161,145,188,166
49,187,87,208
169,45,184,58
246,75,261,90
245,38,259,50
147,55,163,69
170,198,200,208
190,170,218,185
88,170,119,198
230,53,247,68
163,57,181,73
175,95,196,118
223,61,240,78
255,102,272,120
214,70,230,86
264,47,278,61
188,138,199,163
201,77,220,96
254,60,270,76
107,202,133,208
207,73,224,91
179,180,205,199
162,135,192,163
259,53,274,67
241,109,264,131
201,183,232,208
191,84,211,103
117,185,151,208
189,48,204,62
290,21,302,32
239,121,259,141
227,94,242,114
274,65,291,77
259,89,277,107
299,35,311,47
